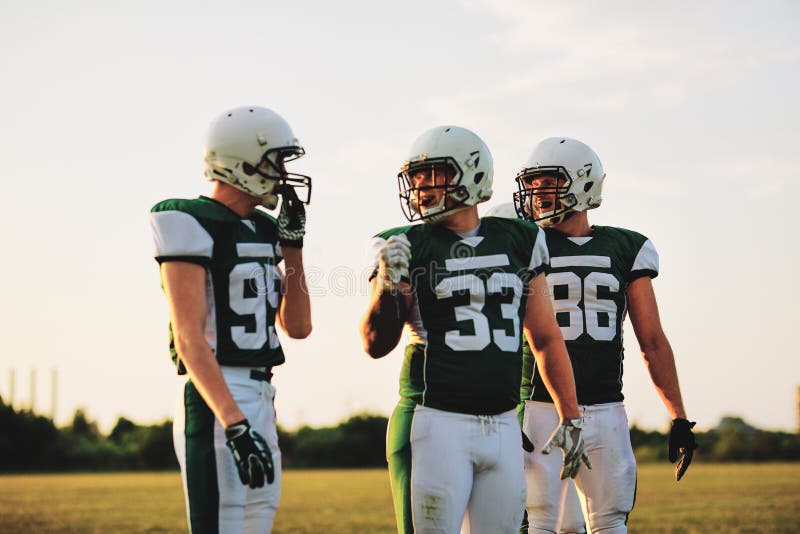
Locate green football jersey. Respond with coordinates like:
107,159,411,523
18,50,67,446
150,196,285,372
521,225,659,405
372,216,549,415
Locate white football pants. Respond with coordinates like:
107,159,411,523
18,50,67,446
559,482,586,534
523,401,636,534
174,366,282,534
410,405,526,534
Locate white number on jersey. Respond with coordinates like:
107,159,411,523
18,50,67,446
546,268,619,341
229,244,281,350
434,272,523,352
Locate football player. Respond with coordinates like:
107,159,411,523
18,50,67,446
149,106,312,533
361,126,589,533
486,202,586,534
514,138,696,534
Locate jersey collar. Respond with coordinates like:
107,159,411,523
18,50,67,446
199,195,255,222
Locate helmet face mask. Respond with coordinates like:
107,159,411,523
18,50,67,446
204,106,312,209
398,157,468,222
242,145,312,205
397,126,493,224
514,167,577,226
513,137,604,227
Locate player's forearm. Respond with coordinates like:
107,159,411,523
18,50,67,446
361,290,406,358
641,338,687,420
531,334,580,419
279,247,312,339
174,334,244,427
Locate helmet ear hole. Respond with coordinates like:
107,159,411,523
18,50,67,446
584,181,593,192
474,172,484,184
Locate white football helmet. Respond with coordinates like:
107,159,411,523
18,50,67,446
398,126,493,223
204,106,311,209
514,137,605,226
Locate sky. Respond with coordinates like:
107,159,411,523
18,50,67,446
0,0,798,433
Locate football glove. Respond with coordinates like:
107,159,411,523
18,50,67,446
376,234,411,293
521,430,535,453
224,419,275,488
542,418,592,479
668,418,697,481
277,185,306,248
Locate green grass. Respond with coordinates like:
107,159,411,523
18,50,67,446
0,464,798,533
628,463,800,533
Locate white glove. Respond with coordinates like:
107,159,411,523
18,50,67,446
376,234,411,292
541,417,592,479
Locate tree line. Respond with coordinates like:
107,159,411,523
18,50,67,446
1,396,798,472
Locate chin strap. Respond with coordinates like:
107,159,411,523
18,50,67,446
541,209,577,227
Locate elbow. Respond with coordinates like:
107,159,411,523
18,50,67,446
362,335,389,359
640,334,669,361
365,345,390,359
640,343,656,360
529,332,560,358
173,331,206,363
285,321,313,339
360,315,398,359
368,346,388,359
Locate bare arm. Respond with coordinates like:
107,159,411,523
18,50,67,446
524,273,579,420
361,279,413,358
161,262,244,427
276,247,312,339
627,276,687,420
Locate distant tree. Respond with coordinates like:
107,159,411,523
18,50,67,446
135,421,177,469
715,416,757,434
4,403,800,471
69,408,101,442
337,414,389,466
0,397,59,471
109,417,138,444
629,424,666,462
289,413,389,468
277,424,295,464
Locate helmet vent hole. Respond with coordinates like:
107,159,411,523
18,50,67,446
242,162,257,176
584,182,593,192
474,172,484,184
560,139,566,144
227,113,232,117
249,109,254,112
445,127,451,132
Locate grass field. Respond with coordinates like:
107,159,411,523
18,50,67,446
1,464,799,533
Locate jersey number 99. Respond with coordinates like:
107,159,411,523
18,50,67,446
229,261,281,350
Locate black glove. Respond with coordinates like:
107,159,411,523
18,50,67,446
521,430,535,453
225,419,275,488
277,185,306,248
668,418,697,481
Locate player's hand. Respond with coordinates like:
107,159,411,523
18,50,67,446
377,234,411,292
542,418,591,479
669,418,697,481
225,419,275,488
521,430,535,453
278,185,306,248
